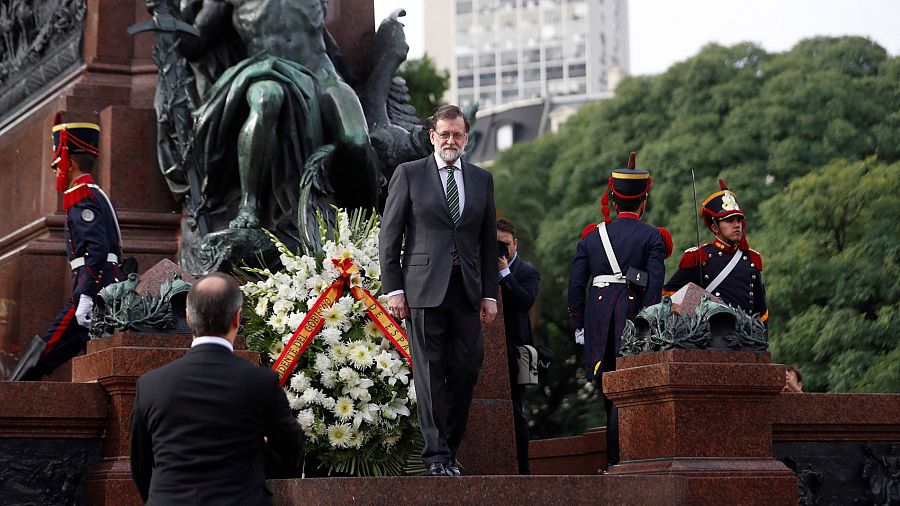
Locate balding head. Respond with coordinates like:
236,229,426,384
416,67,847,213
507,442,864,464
186,273,243,337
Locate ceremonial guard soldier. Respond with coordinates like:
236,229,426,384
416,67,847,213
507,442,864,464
8,115,124,381
567,152,668,468
663,179,768,327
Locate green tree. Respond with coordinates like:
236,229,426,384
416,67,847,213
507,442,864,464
397,54,450,118
486,36,899,438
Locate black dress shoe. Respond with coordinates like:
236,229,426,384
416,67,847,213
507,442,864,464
446,464,461,477
427,462,448,476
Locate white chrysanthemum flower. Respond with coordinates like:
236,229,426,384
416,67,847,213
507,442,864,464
347,428,363,448
268,340,285,362
333,396,355,421
286,311,306,330
289,371,311,392
296,408,315,430
329,344,349,365
254,297,269,317
285,390,304,410
320,370,337,389
322,304,349,329
300,388,322,406
321,396,336,410
382,433,400,448
348,344,373,368
327,423,353,448
267,313,287,333
364,320,382,339
337,366,358,384
319,327,342,345
314,353,332,374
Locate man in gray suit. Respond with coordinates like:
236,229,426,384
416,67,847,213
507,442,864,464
380,104,499,476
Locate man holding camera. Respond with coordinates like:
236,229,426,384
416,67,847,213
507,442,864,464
497,218,540,475
567,152,666,469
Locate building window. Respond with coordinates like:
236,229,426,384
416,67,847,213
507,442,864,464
457,0,473,14
458,56,474,71
496,124,514,152
501,70,518,84
479,72,497,86
501,51,518,66
524,49,540,63
478,52,496,67
547,66,563,80
524,67,541,82
568,63,586,77
458,74,475,88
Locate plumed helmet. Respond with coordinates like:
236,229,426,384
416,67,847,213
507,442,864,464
600,151,652,223
701,179,744,230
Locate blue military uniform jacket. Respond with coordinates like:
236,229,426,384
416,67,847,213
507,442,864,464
663,238,768,323
568,215,666,378
64,175,123,299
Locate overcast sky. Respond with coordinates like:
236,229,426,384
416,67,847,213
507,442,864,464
373,0,900,76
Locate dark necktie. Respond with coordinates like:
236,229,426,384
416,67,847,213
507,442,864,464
445,166,460,224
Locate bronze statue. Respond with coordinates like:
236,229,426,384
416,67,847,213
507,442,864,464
135,1,439,273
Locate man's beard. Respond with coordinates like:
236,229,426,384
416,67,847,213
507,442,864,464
439,146,460,163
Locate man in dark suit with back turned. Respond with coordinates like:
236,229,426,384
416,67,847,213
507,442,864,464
130,273,303,505
497,218,540,475
380,104,499,477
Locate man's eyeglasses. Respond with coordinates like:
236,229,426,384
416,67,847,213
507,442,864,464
433,131,467,142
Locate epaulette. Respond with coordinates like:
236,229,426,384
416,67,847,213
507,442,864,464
63,183,95,210
580,223,598,240
677,243,712,269
657,227,673,259
747,249,763,271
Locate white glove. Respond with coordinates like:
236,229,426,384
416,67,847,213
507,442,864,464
574,328,584,345
75,294,94,328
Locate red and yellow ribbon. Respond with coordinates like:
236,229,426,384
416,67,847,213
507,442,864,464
271,258,411,385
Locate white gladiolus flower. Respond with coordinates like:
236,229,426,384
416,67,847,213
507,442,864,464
327,423,353,448
333,396,355,420
255,297,269,317
272,299,293,316
408,379,417,404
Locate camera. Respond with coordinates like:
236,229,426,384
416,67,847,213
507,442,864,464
498,240,509,259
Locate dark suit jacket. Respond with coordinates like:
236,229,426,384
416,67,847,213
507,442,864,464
380,154,498,308
130,343,303,506
501,256,540,361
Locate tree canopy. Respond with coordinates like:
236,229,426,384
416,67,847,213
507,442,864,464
397,54,451,118
485,36,899,438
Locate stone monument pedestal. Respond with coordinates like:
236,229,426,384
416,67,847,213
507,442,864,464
604,350,797,503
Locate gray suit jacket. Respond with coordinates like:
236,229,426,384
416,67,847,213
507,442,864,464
380,154,498,308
